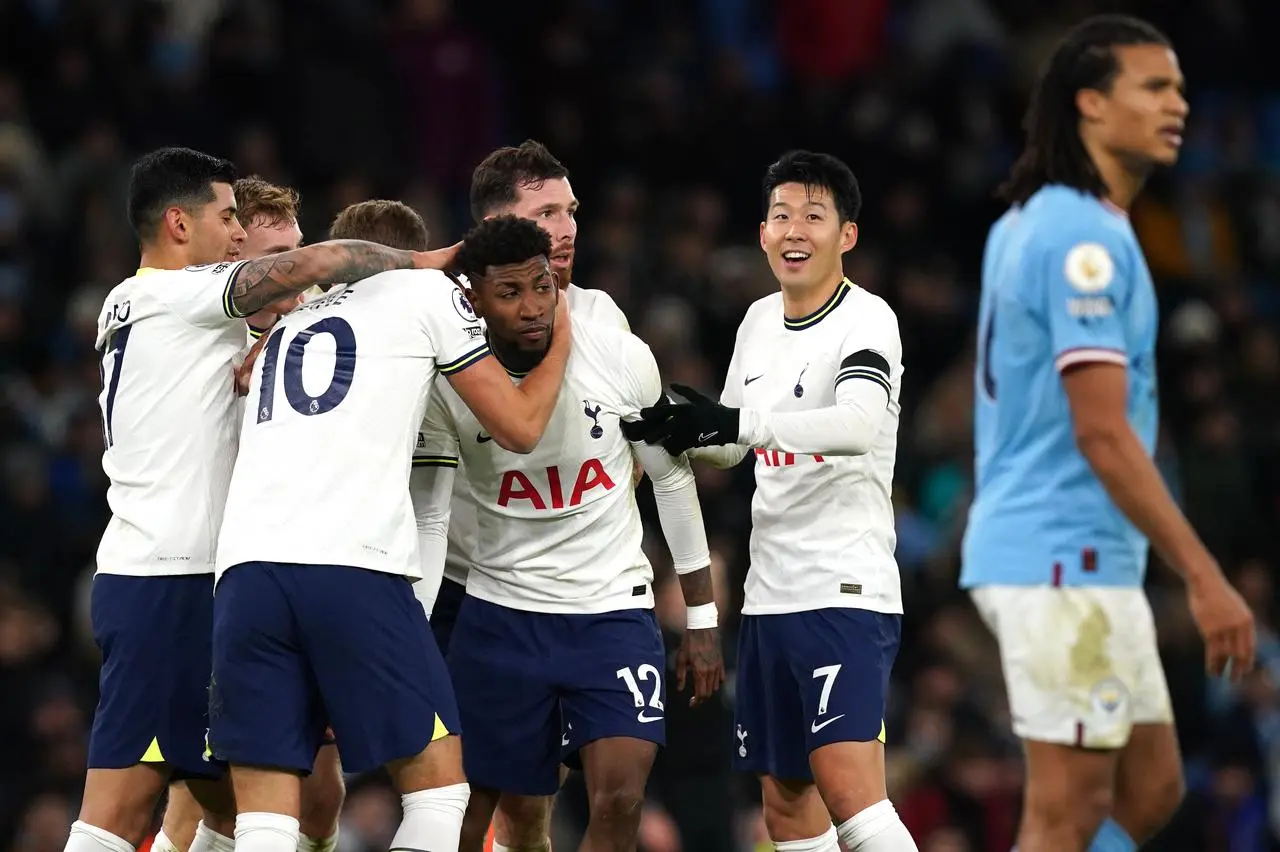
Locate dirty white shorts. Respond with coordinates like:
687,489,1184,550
971,585,1174,749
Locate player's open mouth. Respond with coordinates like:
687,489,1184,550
1159,125,1183,148
550,251,573,267
781,250,811,270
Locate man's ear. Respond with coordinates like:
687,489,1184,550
464,285,484,319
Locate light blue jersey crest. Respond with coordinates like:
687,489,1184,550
961,185,1158,588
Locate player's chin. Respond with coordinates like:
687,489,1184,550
515,329,550,349
1149,146,1181,168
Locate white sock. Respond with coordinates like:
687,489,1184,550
235,812,300,852
775,825,840,852
191,822,236,852
491,842,552,852
391,784,471,852
65,822,136,852
835,801,918,851
151,831,180,852
297,834,339,852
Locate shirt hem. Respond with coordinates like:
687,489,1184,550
467,584,655,615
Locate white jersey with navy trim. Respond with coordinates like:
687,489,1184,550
425,284,631,589
727,279,904,615
416,320,660,613
216,269,488,580
94,261,252,577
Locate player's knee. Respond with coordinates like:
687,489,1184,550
1025,780,1112,843
299,764,346,839
1150,771,1185,824
495,795,552,844
588,783,645,827
1119,769,1184,839
78,767,170,844
759,779,829,843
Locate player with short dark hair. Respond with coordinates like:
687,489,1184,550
429,144,634,852
628,149,917,851
414,215,723,852
66,146,459,852
158,176,347,852
963,15,1255,852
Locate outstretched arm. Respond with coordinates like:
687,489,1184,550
229,240,459,317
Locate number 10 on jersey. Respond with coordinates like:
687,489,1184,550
257,318,357,423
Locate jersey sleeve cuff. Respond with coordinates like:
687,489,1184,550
412,455,459,467
438,342,491,376
222,261,251,319
1054,347,1128,372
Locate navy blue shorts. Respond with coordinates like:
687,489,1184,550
209,562,458,775
430,576,467,657
88,573,221,780
448,596,666,796
733,608,900,780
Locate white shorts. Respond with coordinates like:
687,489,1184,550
970,585,1174,749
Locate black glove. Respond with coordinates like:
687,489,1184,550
624,383,740,456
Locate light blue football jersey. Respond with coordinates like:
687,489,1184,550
960,185,1159,589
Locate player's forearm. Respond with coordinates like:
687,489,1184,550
231,240,415,316
677,565,714,607
410,464,455,591
686,445,750,468
737,387,887,456
1078,425,1221,588
635,443,713,573
503,323,571,452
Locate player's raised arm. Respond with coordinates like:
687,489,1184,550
442,216,571,454
227,239,461,317
619,335,725,705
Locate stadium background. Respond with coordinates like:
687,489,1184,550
1,0,1279,850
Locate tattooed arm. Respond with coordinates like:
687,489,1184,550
229,239,460,317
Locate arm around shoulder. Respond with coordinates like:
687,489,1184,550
445,289,573,453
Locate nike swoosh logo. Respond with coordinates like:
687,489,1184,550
744,375,764,385
810,714,846,733
697,431,718,443
637,712,664,723
476,432,493,443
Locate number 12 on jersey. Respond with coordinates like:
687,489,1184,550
257,317,358,423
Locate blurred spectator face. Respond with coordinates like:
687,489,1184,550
1086,44,1188,169
503,178,579,286
13,793,74,852
241,214,304,315
759,183,856,291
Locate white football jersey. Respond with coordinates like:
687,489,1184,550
729,279,904,616
215,269,488,580
429,284,630,589
417,320,658,613
94,261,251,576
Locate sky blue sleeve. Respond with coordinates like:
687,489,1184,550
1033,226,1135,373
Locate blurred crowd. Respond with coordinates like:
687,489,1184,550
2,0,1280,850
